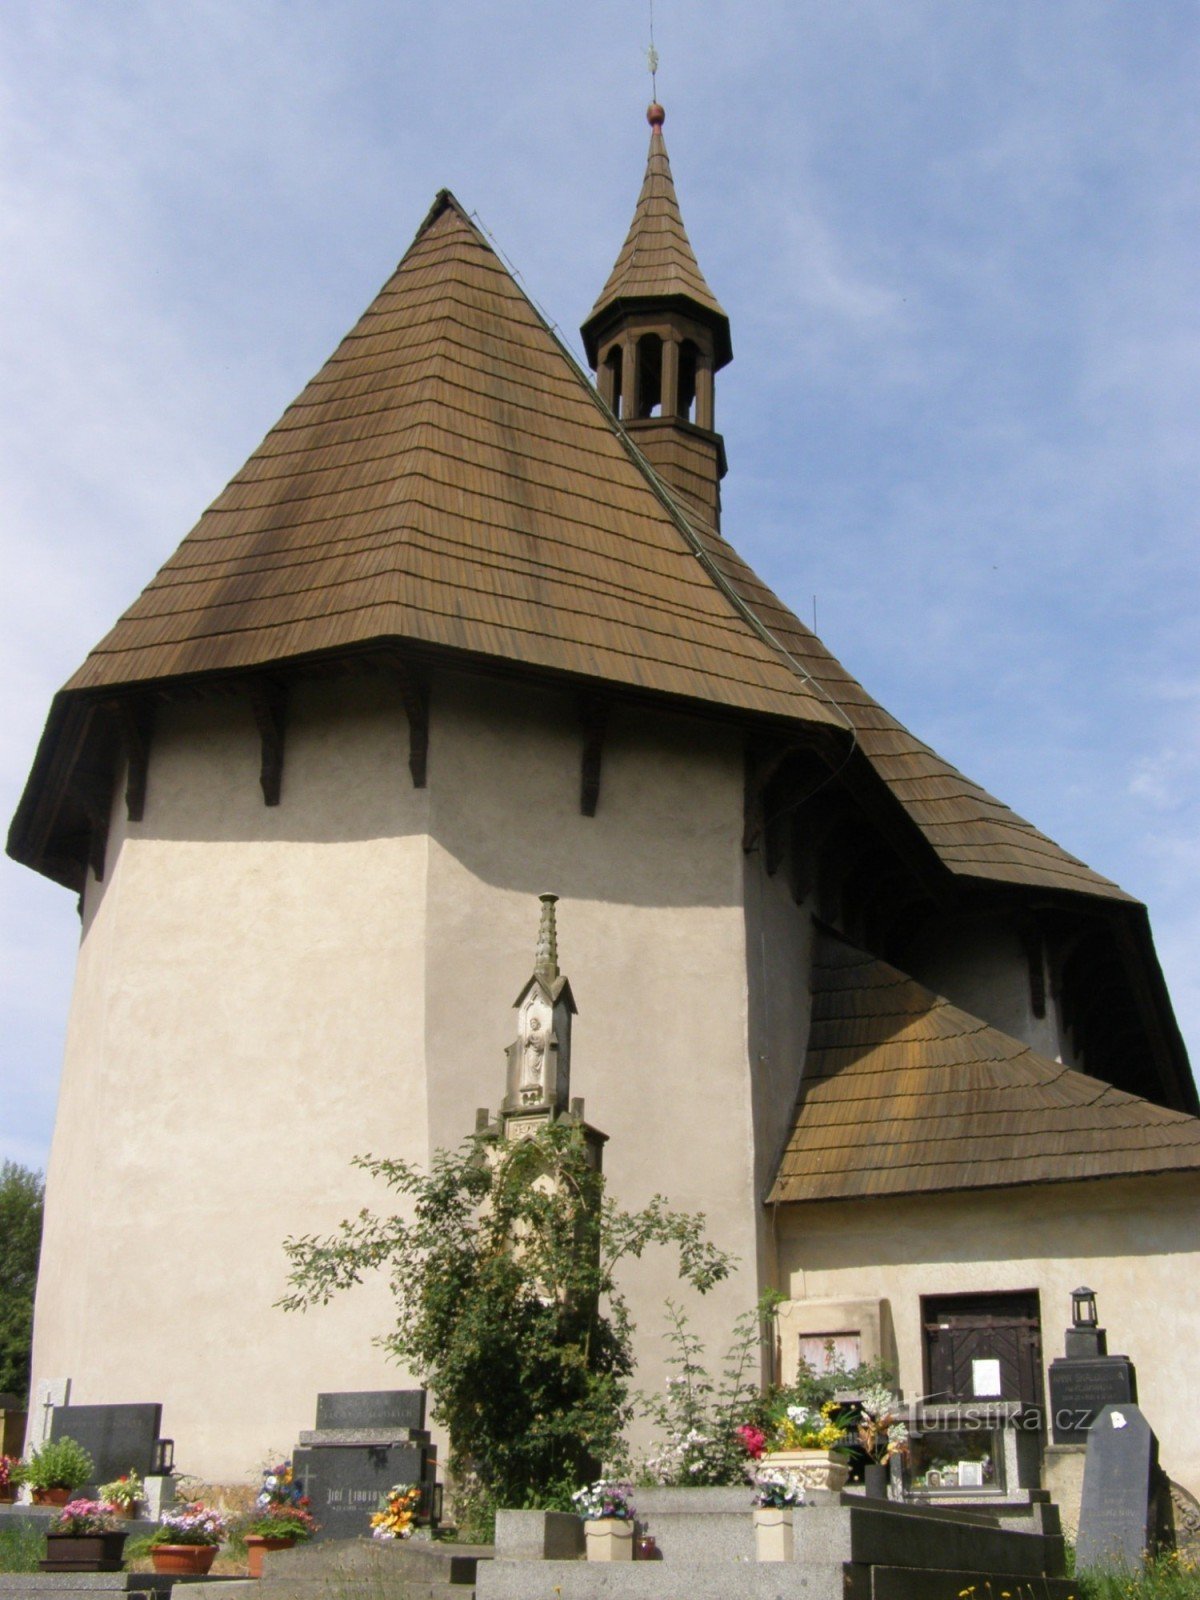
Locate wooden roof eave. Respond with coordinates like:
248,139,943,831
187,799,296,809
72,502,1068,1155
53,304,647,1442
766,1160,1200,1211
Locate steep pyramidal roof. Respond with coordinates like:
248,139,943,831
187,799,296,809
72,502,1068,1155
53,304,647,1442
60,194,836,729
581,104,731,368
770,932,1200,1204
6,171,1143,913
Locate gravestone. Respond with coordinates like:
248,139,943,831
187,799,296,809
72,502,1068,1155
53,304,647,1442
49,1403,168,1489
1048,1355,1137,1443
1076,1403,1172,1571
33,1378,70,1445
292,1390,438,1542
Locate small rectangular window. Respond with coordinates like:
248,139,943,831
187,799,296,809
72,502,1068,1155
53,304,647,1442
798,1332,861,1374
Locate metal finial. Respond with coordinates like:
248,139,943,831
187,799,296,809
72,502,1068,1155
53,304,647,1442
535,893,559,983
647,0,658,99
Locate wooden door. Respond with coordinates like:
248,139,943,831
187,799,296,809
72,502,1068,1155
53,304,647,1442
922,1292,1044,1411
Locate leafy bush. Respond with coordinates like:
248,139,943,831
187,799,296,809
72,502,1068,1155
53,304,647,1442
636,1298,770,1486
24,1435,93,1492
280,1121,733,1525
0,1162,43,1401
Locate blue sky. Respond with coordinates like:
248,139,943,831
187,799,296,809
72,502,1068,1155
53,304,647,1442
2,1,1198,1169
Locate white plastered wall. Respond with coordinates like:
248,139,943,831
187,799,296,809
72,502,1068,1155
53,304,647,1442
775,1172,1200,1497
30,669,778,1479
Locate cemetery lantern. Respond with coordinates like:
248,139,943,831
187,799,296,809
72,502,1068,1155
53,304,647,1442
1071,1286,1098,1329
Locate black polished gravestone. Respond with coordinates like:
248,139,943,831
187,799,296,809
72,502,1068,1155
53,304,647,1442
49,1403,171,1490
292,1391,437,1542
1076,1404,1174,1573
1048,1355,1137,1444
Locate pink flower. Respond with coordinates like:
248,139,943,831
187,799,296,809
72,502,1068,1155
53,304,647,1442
737,1424,767,1459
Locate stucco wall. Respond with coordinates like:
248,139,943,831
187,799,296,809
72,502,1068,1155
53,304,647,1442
30,669,768,1480
775,1173,1200,1497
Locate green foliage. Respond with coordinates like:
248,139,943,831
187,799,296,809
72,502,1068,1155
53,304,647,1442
1074,1548,1200,1599
280,1121,732,1522
0,1519,43,1574
636,1297,773,1486
24,1434,93,1491
0,1162,43,1402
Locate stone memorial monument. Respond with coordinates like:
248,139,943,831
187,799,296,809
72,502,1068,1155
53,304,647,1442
292,1390,438,1541
50,1402,174,1492
1076,1403,1173,1572
1047,1288,1138,1445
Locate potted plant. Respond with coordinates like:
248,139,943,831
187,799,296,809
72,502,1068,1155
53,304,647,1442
0,1454,24,1503
572,1480,636,1562
760,1401,852,1492
98,1469,144,1519
242,1458,319,1578
369,1484,422,1542
40,1499,127,1572
148,1502,229,1574
751,1467,805,1562
23,1437,94,1505
852,1386,908,1499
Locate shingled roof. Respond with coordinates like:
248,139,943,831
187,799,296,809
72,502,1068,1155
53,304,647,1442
5,167,1142,914
581,105,731,368
56,194,836,728
770,931,1200,1204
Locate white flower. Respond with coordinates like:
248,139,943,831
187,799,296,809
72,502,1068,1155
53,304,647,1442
786,1405,809,1425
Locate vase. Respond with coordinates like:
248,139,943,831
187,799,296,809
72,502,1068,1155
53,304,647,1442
762,1449,850,1493
40,1531,128,1573
583,1518,634,1561
151,1543,218,1575
863,1462,889,1500
753,1506,794,1562
31,1487,72,1507
245,1533,296,1578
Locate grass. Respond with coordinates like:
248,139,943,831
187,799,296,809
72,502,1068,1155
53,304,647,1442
0,1518,44,1573
1074,1549,1200,1598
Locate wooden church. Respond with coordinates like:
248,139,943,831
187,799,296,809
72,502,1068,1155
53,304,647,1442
11,104,1200,1499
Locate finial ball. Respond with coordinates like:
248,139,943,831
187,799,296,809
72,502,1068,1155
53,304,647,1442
647,102,665,130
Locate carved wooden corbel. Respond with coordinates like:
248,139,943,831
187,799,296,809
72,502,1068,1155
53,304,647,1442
249,679,288,807
372,650,430,788
580,696,608,817
110,699,153,822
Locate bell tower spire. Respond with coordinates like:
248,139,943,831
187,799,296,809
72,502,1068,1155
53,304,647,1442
581,103,732,533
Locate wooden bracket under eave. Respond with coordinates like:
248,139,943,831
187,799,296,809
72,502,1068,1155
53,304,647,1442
372,650,430,787
580,697,608,817
73,771,112,882
109,699,154,822
249,680,288,806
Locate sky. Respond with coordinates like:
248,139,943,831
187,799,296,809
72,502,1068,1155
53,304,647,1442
2,1,1198,1171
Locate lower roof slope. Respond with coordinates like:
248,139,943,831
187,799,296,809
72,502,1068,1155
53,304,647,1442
770,931,1200,1206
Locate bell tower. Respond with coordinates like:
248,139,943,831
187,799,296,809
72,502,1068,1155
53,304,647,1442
581,103,732,533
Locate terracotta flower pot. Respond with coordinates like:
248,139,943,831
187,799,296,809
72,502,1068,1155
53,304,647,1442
31,1487,72,1507
753,1505,794,1562
41,1531,128,1573
245,1533,296,1578
151,1543,218,1575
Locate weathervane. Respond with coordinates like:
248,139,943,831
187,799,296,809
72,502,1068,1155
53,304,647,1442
646,0,659,99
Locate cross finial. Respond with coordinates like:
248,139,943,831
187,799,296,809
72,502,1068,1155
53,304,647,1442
535,893,559,984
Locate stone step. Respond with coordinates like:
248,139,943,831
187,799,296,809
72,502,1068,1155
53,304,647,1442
262,1538,490,1584
477,1560,846,1600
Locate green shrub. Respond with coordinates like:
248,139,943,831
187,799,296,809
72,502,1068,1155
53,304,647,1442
24,1434,94,1491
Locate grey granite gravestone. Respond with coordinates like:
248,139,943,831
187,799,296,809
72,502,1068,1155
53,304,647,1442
292,1390,437,1542
49,1403,165,1489
1076,1403,1171,1572
314,1390,425,1433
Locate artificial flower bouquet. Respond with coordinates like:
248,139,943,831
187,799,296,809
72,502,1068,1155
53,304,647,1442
244,1458,319,1540
852,1386,908,1465
751,1467,807,1509
370,1483,421,1540
571,1480,636,1522
148,1503,229,1547
48,1499,121,1536
773,1401,848,1452
98,1470,144,1514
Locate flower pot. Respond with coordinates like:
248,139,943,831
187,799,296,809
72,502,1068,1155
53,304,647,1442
245,1533,296,1578
863,1463,889,1500
151,1543,218,1575
762,1449,849,1493
584,1518,634,1561
31,1487,72,1506
753,1506,794,1562
40,1531,128,1573
108,1502,139,1519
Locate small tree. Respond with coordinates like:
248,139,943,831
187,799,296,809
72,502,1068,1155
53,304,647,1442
279,1121,732,1523
0,1162,44,1401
